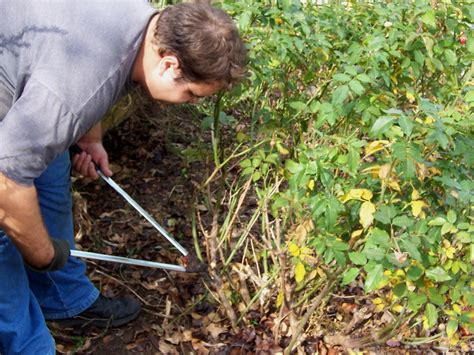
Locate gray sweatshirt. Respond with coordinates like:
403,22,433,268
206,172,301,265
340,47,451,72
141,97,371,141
0,0,157,185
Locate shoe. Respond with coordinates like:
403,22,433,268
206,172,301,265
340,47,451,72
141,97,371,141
54,295,141,328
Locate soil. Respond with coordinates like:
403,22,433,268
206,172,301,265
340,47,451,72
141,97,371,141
51,104,220,354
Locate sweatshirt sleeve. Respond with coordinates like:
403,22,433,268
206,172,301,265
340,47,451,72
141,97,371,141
0,78,83,185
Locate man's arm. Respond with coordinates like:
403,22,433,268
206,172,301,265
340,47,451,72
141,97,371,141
0,172,54,268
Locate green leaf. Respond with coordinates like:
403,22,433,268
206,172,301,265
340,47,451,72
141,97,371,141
356,73,372,83
447,210,457,224
423,36,434,58
441,222,454,235
393,283,407,298
393,215,414,227
444,49,457,66
333,73,351,82
374,205,397,225
332,85,350,106
370,116,395,136
428,288,444,306
349,252,367,266
238,11,252,30
407,266,423,281
465,90,474,103
425,303,438,328
285,159,302,174
421,10,436,28
252,171,261,182
446,320,458,338
408,293,427,312
341,268,359,285
201,116,214,130
349,80,365,95
428,217,446,226
363,246,386,261
369,228,390,248
426,267,452,282
399,115,414,136
401,239,422,262
289,101,307,111
240,159,252,169
364,264,384,292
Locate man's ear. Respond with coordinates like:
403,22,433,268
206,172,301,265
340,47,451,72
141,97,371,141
157,54,181,78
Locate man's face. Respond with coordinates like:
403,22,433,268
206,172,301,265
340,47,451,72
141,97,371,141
142,54,221,104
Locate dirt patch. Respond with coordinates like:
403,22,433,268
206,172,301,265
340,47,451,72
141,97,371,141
52,104,219,354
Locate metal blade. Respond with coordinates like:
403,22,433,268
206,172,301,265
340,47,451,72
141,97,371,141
71,249,186,272
96,170,188,257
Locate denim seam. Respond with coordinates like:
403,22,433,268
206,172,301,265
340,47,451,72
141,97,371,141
43,287,99,320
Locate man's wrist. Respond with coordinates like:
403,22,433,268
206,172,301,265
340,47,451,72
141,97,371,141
25,238,70,273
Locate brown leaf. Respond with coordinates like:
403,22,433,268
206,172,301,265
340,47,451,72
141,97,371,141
102,335,114,345
207,322,227,339
159,340,179,354
340,302,357,314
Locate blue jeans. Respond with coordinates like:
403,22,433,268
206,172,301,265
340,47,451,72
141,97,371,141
0,151,99,355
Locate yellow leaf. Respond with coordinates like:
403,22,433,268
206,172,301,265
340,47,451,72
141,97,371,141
395,269,405,277
446,246,456,259
373,297,384,305
411,200,426,217
340,189,373,203
362,165,381,178
276,291,284,307
276,142,289,155
411,188,420,200
392,304,404,313
288,242,300,257
424,116,435,124
452,304,461,314
308,179,315,191
448,336,459,347
388,180,401,192
364,140,389,157
295,262,306,283
416,163,429,182
359,201,376,229
429,167,442,176
406,91,416,103
422,316,430,330
351,229,363,239
378,164,391,179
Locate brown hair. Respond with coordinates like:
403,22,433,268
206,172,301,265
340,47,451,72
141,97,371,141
153,2,246,89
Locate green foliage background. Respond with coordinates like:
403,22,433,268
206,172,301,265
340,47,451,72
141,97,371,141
177,0,473,350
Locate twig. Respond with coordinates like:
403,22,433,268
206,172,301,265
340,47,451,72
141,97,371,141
200,207,239,328
217,176,253,248
284,272,340,354
93,268,150,307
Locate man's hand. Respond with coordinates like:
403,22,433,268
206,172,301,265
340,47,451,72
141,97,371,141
72,141,113,179
0,173,60,269
72,122,112,179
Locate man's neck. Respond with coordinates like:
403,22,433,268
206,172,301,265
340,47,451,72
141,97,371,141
131,13,159,85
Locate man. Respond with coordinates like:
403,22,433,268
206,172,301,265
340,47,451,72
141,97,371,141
0,0,246,353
